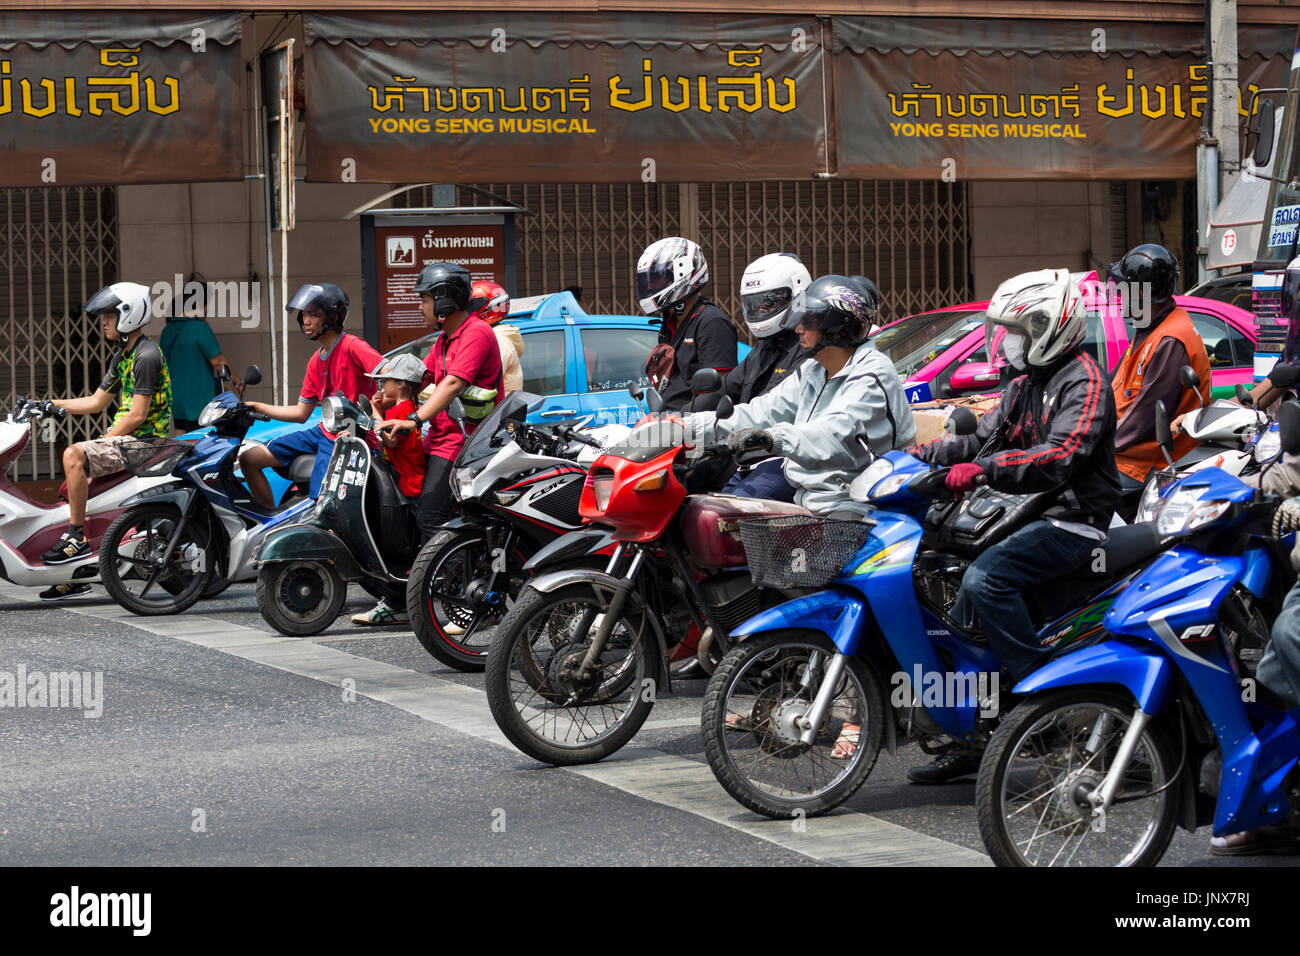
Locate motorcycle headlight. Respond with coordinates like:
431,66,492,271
850,458,894,502
1136,481,1166,523
870,472,911,501
1254,428,1281,464
1155,488,1232,536
592,472,614,512
452,467,477,502
322,398,345,435
197,399,225,428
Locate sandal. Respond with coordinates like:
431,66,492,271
1210,824,1300,856
725,713,758,733
831,723,861,760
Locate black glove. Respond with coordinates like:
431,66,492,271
726,427,774,456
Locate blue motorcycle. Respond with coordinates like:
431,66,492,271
701,420,1167,819
975,404,1300,867
96,366,317,616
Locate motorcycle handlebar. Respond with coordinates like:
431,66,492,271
557,425,602,449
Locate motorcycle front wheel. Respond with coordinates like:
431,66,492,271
406,528,528,672
976,689,1179,867
98,503,215,616
701,630,883,819
484,581,659,766
256,560,346,636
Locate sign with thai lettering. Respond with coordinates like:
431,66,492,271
303,13,827,183
832,18,1293,180
0,14,243,186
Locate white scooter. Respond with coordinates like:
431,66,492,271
0,397,174,593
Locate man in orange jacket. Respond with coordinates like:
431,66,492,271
1108,244,1210,498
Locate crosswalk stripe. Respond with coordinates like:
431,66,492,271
1,583,989,866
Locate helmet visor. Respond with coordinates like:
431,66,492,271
742,288,792,325
635,259,677,302
287,283,326,314
83,286,123,316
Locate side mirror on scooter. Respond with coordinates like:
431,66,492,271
1179,366,1208,411
447,397,469,437
645,387,664,414
1280,401,1300,456
1270,363,1300,390
714,396,734,421
1235,383,1255,407
243,365,262,387
690,368,722,396
1154,400,1175,467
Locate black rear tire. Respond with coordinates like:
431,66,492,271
256,561,346,636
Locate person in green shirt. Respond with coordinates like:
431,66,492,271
45,282,172,570
159,295,240,431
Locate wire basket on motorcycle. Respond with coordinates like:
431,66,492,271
118,438,196,478
737,514,875,589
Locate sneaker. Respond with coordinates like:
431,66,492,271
41,531,90,565
39,582,93,601
351,600,409,627
907,752,980,784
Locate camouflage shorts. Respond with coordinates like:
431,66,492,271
79,435,134,478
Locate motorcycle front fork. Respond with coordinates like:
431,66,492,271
575,543,645,680
798,651,849,745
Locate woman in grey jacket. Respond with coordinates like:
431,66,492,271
686,274,915,515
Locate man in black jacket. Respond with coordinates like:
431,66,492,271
909,268,1121,784
638,237,737,412
722,253,812,405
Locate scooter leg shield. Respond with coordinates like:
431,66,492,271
256,526,363,581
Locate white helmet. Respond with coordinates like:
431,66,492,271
635,237,709,315
985,268,1086,370
739,253,812,338
84,282,153,335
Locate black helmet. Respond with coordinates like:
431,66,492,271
287,282,349,340
1108,243,1180,318
1281,255,1300,362
414,262,472,320
790,275,874,351
849,275,882,325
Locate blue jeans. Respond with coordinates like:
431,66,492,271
723,458,796,503
953,519,1097,682
265,426,334,499
1259,579,1300,709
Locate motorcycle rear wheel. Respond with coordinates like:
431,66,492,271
701,630,883,818
484,581,658,766
256,560,346,636
98,503,215,616
976,688,1179,867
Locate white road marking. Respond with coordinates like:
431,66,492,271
5,585,989,866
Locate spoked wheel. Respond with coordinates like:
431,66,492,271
701,630,883,818
976,689,1180,867
98,503,215,616
256,560,346,636
484,581,659,766
406,529,527,672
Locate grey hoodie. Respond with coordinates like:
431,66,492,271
688,344,916,513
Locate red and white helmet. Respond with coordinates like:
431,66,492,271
985,268,1086,370
468,280,510,325
635,237,708,315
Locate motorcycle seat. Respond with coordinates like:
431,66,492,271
288,454,315,486
1027,522,1163,622
58,470,133,503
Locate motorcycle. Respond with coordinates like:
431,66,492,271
975,400,1299,867
404,391,629,671
698,408,1169,819
0,397,174,593
254,392,421,635
483,370,809,766
96,366,318,616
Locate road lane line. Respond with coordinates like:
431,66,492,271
2,586,989,866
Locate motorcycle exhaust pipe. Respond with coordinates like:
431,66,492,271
696,626,717,674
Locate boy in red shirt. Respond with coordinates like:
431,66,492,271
367,354,427,498
240,283,383,507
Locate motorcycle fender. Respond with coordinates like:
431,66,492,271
525,568,671,693
1013,640,1173,715
524,528,616,572
255,526,362,581
122,482,194,511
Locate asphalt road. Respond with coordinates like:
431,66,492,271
0,580,1296,868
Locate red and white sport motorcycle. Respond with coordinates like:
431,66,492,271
0,397,172,593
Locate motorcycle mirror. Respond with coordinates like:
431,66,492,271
628,385,644,401
243,365,262,387
1179,365,1208,411
1270,363,1300,390
1281,401,1300,456
1235,383,1255,407
714,396,734,421
946,406,979,436
1154,399,1175,467
690,368,722,396
358,395,373,418
645,387,664,413
448,397,467,422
